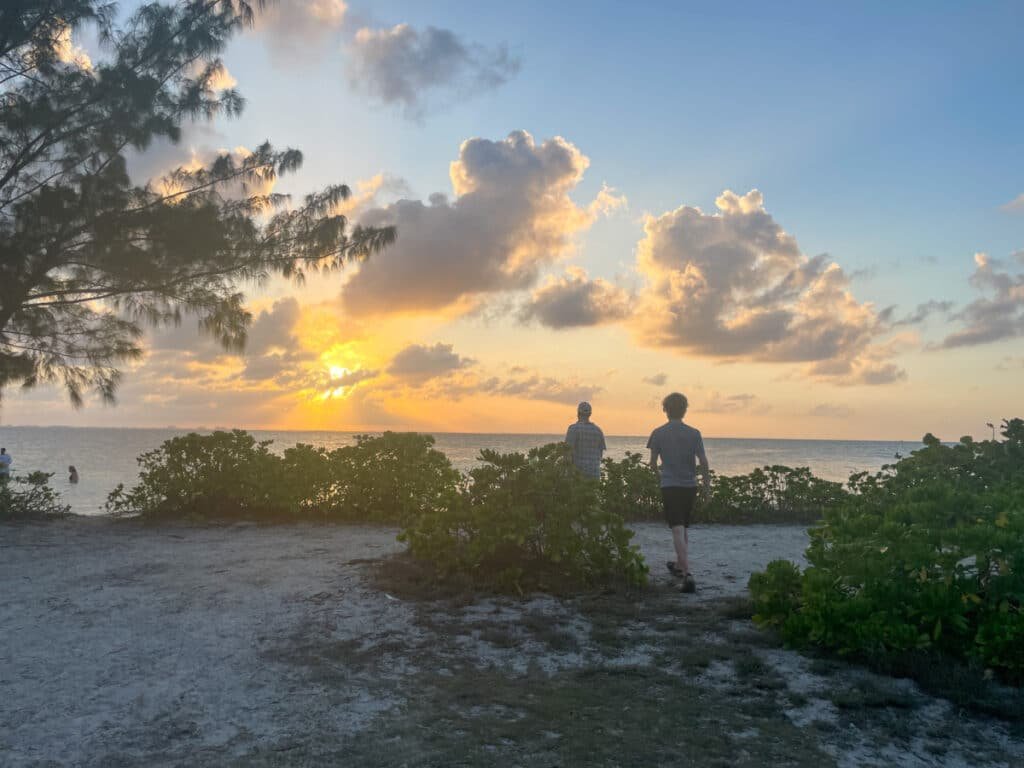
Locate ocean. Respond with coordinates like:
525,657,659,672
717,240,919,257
0,426,913,516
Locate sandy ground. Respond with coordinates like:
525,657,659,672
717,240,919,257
1,519,1021,767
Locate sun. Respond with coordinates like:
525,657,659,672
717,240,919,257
323,365,351,399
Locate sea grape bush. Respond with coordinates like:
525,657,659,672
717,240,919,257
0,472,70,520
600,451,661,520
701,466,846,524
106,430,288,519
329,433,463,523
749,419,1024,682
107,430,459,523
401,442,648,592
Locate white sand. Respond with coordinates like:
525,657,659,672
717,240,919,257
1,519,1020,766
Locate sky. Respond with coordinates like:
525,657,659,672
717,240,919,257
4,0,1024,440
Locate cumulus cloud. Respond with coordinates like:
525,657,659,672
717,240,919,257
257,0,348,62
938,252,1024,348
632,189,903,385
348,23,520,117
643,373,668,386
387,343,475,382
54,25,92,70
520,267,632,328
343,130,610,315
1000,194,1024,214
233,298,319,385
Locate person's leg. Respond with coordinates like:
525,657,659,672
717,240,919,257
671,524,688,573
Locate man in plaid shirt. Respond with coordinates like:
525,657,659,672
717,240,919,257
565,401,606,479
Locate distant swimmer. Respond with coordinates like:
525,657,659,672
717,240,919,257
565,401,606,479
68,465,79,484
648,392,710,594
0,447,11,481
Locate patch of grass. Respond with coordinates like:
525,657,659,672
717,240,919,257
717,596,755,620
830,679,916,711
734,655,789,691
863,650,1024,723
335,665,834,768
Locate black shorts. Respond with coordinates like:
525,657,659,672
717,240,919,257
662,486,697,528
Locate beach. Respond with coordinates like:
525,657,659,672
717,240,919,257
2,518,1021,767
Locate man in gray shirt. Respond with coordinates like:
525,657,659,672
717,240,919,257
565,401,606,479
0,447,11,481
647,392,709,592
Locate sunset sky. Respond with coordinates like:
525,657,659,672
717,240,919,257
4,0,1023,440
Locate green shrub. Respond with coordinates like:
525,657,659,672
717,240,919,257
749,418,1024,683
401,442,648,592
600,451,661,520
599,455,845,524
329,433,462,523
108,429,461,523
106,430,290,519
748,559,804,631
1,472,70,520
701,466,846,524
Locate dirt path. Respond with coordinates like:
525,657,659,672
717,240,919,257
1,519,1021,766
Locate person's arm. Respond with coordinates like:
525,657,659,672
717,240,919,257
696,436,710,495
647,433,660,480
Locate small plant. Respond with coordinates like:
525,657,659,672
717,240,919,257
401,442,648,592
0,472,70,520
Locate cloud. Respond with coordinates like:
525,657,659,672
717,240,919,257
348,23,520,117
520,267,632,328
458,374,602,406
938,252,1024,348
257,0,348,62
329,368,379,387
643,373,668,386
696,391,760,414
387,343,475,382
632,189,903,385
995,356,1024,371
54,25,92,70
1000,194,1024,214
343,130,608,315
808,403,855,419
885,300,954,327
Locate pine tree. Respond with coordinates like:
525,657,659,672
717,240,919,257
0,1,395,405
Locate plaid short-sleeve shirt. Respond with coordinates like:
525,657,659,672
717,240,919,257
565,421,606,479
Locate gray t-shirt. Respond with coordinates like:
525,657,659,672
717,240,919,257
647,421,706,488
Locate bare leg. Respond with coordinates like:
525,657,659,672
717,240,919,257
671,525,689,573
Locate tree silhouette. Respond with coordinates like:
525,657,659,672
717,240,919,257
0,0,395,405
